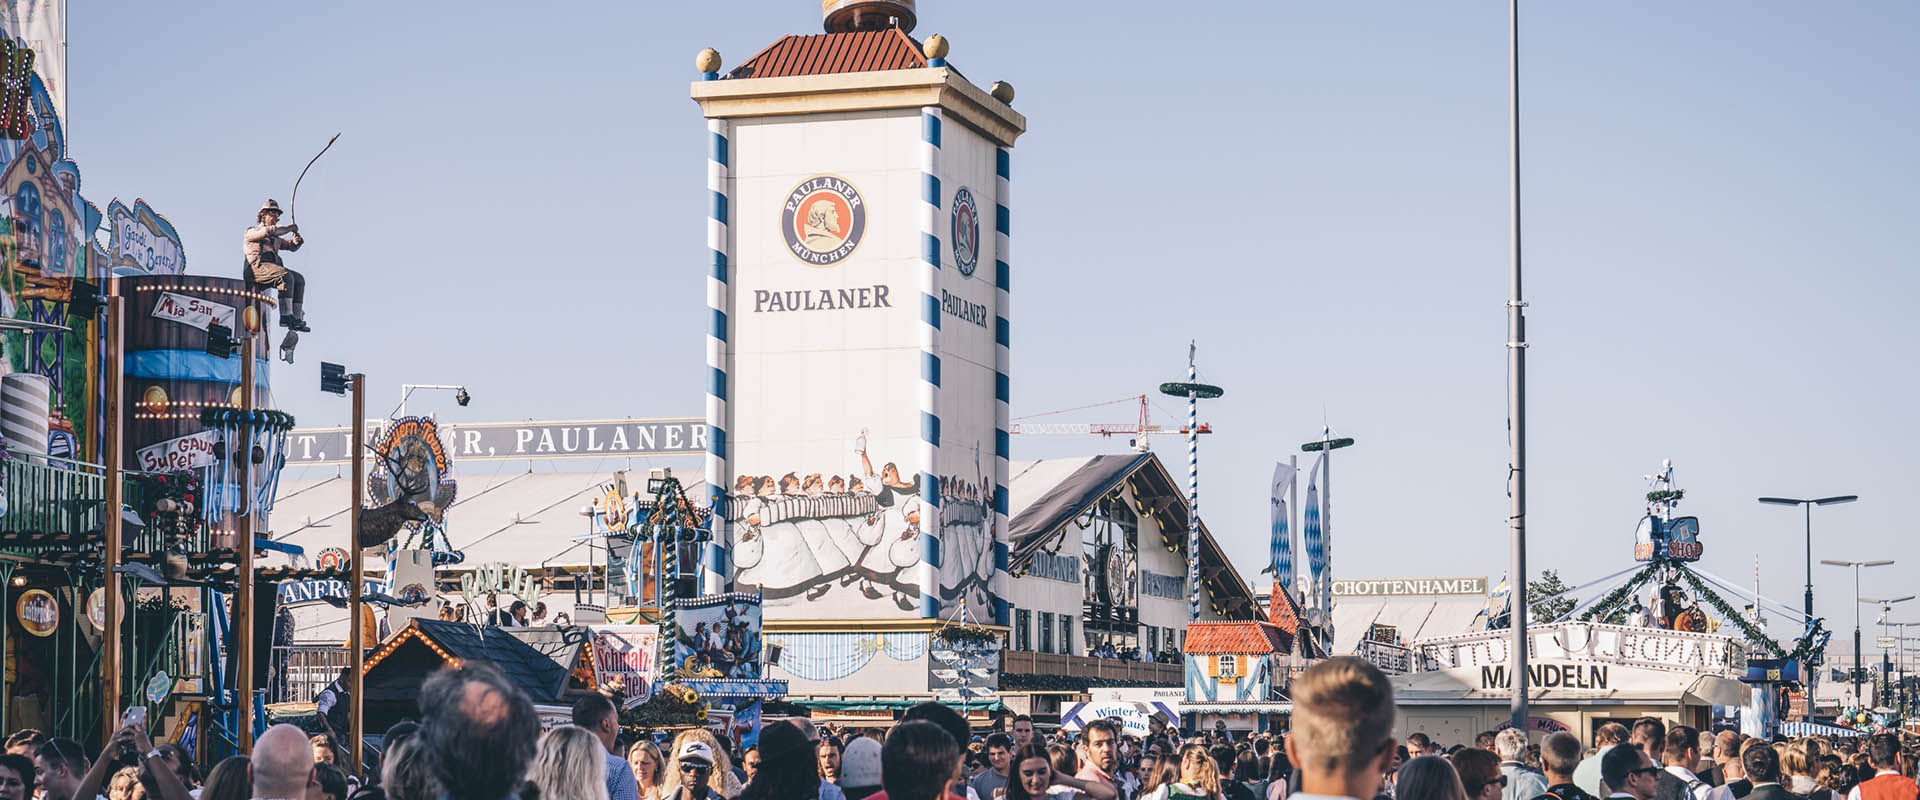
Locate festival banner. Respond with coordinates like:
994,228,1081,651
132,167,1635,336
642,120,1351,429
592,624,661,701
1269,463,1296,591
1302,455,1325,601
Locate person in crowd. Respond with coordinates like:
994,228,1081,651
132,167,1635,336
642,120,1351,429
1575,724,1631,798
1001,744,1065,800
315,763,350,800
137,743,198,800
1231,750,1265,800
1408,736,1439,761
1816,758,1853,800
1653,727,1727,800
312,734,339,768
631,741,667,800
198,757,251,800
1845,733,1914,800
972,735,1014,800
1738,745,1792,800
665,741,724,800
667,731,743,800
1282,658,1399,800
1702,734,1739,790
1450,748,1505,800
71,725,192,800
379,735,438,800
419,661,540,800
786,721,846,800
1012,718,1036,754
33,738,90,800
528,725,609,800
1722,739,1771,800
1261,747,1291,800
821,736,847,787
253,724,319,800
1052,746,1082,785
1691,733,1718,789
841,737,885,800
1601,746,1661,800
1475,736,1498,753
1538,732,1596,800
0,752,33,800
1076,720,1121,797
884,723,962,800
1206,746,1251,800
1142,744,1225,800
1395,756,1467,800
511,601,532,626
107,767,140,800
1628,722,1665,766
737,719,820,800
533,603,550,625
1494,731,1546,800
572,694,641,800
1140,751,1180,800
4,731,44,758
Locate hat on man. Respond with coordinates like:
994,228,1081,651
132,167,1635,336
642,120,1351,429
260,199,284,215
677,740,716,765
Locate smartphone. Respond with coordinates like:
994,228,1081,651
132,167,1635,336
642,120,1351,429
122,706,146,728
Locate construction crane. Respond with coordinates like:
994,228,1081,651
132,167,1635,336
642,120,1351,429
1010,395,1211,444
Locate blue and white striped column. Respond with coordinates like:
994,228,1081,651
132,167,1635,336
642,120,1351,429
917,106,944,618
991,147,1013,628
1186,357,1201,621
702,109,731,596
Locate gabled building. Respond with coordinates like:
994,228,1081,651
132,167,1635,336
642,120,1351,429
359,620,596,731
1182,620,1294,733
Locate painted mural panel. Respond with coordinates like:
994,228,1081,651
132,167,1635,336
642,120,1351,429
932,119,1002,624
725,110,929,619
0,51,100,461
673,592,763,680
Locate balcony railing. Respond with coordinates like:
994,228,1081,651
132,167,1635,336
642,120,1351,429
271,646,352,704
1001,650,1185,685
0,454,215,554
1357,639,1414,675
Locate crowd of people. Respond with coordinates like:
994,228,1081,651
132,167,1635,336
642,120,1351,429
3,657,1916,800
1081,642,1181,664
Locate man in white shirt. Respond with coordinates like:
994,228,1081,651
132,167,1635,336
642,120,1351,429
1281,658,1399,800
1657,727,1731,800
1496,729,1548,800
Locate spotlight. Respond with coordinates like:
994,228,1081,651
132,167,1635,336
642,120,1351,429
455,388,471,407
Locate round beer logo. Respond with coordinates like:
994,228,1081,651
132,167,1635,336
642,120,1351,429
17,589,56,637
950,186,979,277
316,547,348,571
86,587,106,632
781,175,866,267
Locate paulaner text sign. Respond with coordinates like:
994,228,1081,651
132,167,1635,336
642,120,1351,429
285,418,707,465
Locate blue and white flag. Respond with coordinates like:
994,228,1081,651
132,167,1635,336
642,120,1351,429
1302,455,1326,592
1268,463,1297,590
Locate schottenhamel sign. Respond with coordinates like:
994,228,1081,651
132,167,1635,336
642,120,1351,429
149,291,236,332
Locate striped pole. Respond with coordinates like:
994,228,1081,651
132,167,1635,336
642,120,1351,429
662,525,679,676
702,106,731,596
917,106,944,618
1185,349,1200,620
991,148,1013,627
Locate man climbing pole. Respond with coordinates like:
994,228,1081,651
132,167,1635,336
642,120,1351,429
243,199,309,332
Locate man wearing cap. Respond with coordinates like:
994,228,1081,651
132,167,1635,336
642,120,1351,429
244,199,311,332
672,740,722,800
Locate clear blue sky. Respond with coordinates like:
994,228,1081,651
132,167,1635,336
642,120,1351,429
71,2,1919,642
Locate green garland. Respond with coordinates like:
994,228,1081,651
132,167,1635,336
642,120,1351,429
1676,567,1786,658
1579,564,1660,623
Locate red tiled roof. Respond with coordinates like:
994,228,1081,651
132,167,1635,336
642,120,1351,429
1267,583,1300,636
728,30,927,79
1184,621,1292,655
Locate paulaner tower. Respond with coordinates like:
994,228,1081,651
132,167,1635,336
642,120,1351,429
694,0,1024,696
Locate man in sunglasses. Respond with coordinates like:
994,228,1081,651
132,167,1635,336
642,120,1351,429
1600,745,1661,800
674,741,720,800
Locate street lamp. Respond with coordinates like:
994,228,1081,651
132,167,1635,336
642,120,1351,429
1761,495,1858,626
398,383,472,417
1821,558,1895,706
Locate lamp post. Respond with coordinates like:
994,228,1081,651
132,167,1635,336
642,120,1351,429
397,383,471,417
1760,495,1858,625
1820,558,1894,707
1864,597,1914,709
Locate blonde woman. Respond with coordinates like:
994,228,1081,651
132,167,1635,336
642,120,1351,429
665,729,743,798
530,725,610,800
107,767,141,800
1140,744,1222,800
1784,740,1834,800
630,740,668,800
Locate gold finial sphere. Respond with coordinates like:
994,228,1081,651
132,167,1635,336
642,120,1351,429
695,48,722,73
923,34,949,61
990,81,1015,104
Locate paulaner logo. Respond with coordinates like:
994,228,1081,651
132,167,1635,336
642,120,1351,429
781,175,866,267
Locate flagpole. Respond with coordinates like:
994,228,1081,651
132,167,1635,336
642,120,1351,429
1506,0,1532,732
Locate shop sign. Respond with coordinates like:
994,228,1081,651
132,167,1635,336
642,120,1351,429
1418,621,1745,676
1028,551,1078,583
277,578,385,607
1495,717,1571,733
16,589,56,637
287,418,708,465
149,292,234,332
136,430,219,472
1478,663,1608,691
593,625,661,703
1333,577,1488,597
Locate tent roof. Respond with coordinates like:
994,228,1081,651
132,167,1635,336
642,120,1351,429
364,620,586,703
1332,596,1490,655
